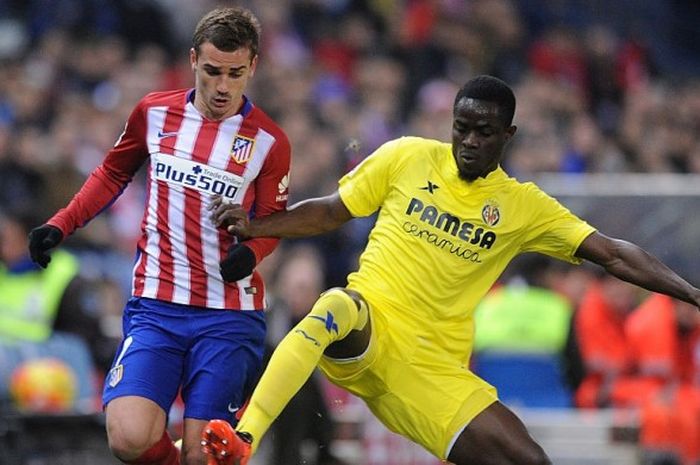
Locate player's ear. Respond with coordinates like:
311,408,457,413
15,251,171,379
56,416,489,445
505,125,517,143
190,48,197,71
248,55,258,78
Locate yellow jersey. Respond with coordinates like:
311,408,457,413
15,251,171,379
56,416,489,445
338,136,595,365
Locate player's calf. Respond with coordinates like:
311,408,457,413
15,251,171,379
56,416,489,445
115,429,180,465
449,402,551,465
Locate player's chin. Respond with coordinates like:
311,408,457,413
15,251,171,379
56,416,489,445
457,168,480,182
209,101,233,117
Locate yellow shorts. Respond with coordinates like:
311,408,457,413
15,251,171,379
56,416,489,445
318,291,498,459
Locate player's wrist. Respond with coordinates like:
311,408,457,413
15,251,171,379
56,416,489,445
219,243,256,282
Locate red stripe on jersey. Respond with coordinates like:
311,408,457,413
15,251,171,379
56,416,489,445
185,120,220,307
133,175,152,297
250,271,266,308
154,108,187,301
155,173,175,301
159,109,185,155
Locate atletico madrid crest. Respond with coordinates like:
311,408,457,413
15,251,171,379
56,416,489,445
108,364,123,387
230,135,255,164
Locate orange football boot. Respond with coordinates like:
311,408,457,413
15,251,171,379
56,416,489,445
201,419,252,465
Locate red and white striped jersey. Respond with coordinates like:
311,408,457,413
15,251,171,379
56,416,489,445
48,89,291,310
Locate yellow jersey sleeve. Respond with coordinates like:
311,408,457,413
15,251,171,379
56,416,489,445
338,138,404,217
519,183,596,263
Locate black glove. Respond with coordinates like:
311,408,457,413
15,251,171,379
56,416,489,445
28,224,64,268
219,243,256,282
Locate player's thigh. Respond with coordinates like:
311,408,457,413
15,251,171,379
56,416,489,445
102,300,187,414
448,401,550,465
364,361,498,459
181,309,266,421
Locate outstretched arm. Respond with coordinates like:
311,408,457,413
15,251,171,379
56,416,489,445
575,231,700,308
210,191,353,239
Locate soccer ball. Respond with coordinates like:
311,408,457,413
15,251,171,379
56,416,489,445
9,358,77,412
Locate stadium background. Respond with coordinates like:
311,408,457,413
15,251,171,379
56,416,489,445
0,0,699,464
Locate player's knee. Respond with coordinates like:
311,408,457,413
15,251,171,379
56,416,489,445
107,431,153,461
106,414,164,461
304,287,368,342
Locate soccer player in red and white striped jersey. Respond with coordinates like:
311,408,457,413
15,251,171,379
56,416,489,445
28,7,289,465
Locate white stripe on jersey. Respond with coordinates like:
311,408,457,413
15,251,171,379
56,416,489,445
168,104,202,304
137,106,168,299
203,116,242,306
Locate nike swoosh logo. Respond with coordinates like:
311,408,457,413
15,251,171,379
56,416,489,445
158,131,179,139
227,403,239,413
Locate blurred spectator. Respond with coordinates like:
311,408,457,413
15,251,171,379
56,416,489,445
0,155,45,212
620,295,700,465
574,272,642,408
408,78,460,141
578,291,700,465
0,206,124,413
0,207,80,344
0,207,121,375
473,255,579,407
528,25,588,98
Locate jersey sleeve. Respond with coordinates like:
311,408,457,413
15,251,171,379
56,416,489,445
244,132,291,263
47,99,150,237
519,184,596,263
338,138,403,217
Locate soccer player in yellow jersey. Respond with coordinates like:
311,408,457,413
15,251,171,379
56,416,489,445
203,75,700,465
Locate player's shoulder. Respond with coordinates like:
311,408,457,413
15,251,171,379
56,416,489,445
393,136,444,152
137,89,190,109
244,106,291,156
376,136,447,162
505,176,554,200
246,106,289,142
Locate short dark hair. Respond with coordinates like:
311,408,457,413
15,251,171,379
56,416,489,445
192,7,261,58
454,75,516,126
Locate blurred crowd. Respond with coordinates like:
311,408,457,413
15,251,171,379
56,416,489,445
1,1,699,464
1,0,699,268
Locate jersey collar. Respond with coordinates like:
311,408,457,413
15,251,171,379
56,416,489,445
186,90,255,118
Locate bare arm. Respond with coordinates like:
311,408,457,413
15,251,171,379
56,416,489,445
210,192,353,239
575,231,700,308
